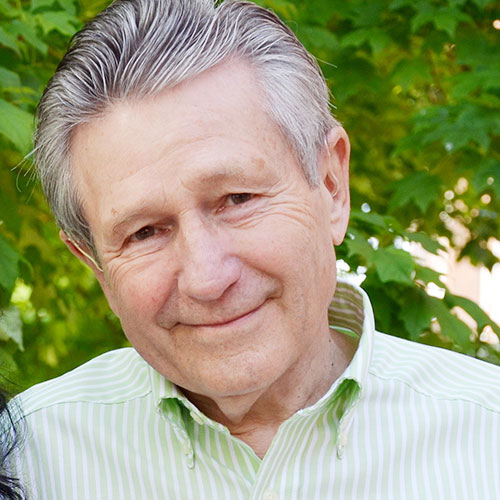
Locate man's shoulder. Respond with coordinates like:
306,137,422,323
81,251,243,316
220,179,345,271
18,347,152,417
370,331,500,412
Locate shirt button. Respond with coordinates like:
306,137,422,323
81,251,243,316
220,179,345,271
339,431,347,446
262,491,279,500
183,442,191,455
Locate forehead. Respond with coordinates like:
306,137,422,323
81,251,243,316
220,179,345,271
69,60,303,235
72,60,287,177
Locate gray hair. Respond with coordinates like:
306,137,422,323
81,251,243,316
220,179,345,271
35,0,337,257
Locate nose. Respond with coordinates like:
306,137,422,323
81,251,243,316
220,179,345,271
176,218,240,302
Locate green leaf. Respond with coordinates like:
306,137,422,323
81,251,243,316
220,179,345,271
472,158,500,197
410,2,436,33
253,0,297,20
455,35,500,67
429,299,473,348
341,27,391,54
391,57,432,91
451,69,500,99
57,0,77,16
373,246,415,284
411,5,472,38
414,265,444,286
350,210,388,230
399,290,433,340
0,26,21,56
300,0,349,25
389,0,414,9
6,18,48,56
0,99,34,152
35,10,78,36
0,66,21,88
0,188,21,238
445,293,500,336
405,231,443,254
0,347,18,382
341,28,369,48
0,232,21,303
389,172,441,213
0,305,24,350
343,229,375,262
31,0,57,11
432,7,472,37
469,0,496,7
369,30,392,55
297,26,339,52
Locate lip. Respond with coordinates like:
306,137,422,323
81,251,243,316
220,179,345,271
185,303,264,329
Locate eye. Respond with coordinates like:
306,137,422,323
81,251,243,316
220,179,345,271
132,225,156,241
227,193,253,205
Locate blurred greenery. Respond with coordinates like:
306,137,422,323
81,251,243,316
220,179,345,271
1,0,499,392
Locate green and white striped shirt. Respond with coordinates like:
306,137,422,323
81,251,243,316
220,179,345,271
13,282,500,499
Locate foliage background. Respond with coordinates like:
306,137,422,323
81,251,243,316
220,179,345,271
0,0,499,392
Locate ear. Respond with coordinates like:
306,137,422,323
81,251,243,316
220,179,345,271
60,230,104,277
318,126,350,246
60,230,122,318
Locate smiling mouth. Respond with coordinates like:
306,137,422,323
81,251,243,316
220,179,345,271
184,303,264,328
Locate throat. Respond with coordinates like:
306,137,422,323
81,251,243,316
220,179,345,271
183,328,358,457
231,421,282,459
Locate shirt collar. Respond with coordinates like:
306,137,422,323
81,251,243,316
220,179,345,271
149,358,227,434
328,279,375,390
327,279,376,457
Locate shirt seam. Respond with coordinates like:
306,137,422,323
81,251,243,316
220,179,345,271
368,369,500,414
18,390,153,422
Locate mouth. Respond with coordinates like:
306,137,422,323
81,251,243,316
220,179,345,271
183,303,264,329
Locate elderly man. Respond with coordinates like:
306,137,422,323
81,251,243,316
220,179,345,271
12,0,500,498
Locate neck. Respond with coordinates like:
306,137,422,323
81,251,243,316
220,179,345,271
184,328,357,458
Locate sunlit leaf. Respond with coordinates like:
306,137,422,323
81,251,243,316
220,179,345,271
445,293,500,337
0,305,24,350
428,299,473,348
373,247,415,285
405,232,443,254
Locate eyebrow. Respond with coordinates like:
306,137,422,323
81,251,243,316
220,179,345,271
111,213,147,237
182,164,253,189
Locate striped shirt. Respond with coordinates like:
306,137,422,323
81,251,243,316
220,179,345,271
12,281,500,499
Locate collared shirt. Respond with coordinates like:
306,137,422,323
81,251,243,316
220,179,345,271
12,282,500,499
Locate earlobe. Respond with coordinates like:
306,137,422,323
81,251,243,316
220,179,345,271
60,230,104,274
320,126,351,246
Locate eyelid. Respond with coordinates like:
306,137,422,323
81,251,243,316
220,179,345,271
127,223,173,244
226,192,255,205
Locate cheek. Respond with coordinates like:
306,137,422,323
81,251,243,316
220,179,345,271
103,259,174,320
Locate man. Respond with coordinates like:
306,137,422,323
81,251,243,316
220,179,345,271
12,0,500,498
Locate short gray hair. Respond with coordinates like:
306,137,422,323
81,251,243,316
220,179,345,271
35,0,337,256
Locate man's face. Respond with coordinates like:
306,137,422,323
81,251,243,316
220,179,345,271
69,61,349,400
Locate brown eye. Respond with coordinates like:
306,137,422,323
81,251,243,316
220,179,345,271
229,193,252,205
133,226,156,241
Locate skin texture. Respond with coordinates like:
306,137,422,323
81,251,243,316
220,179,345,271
64,60,352,457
